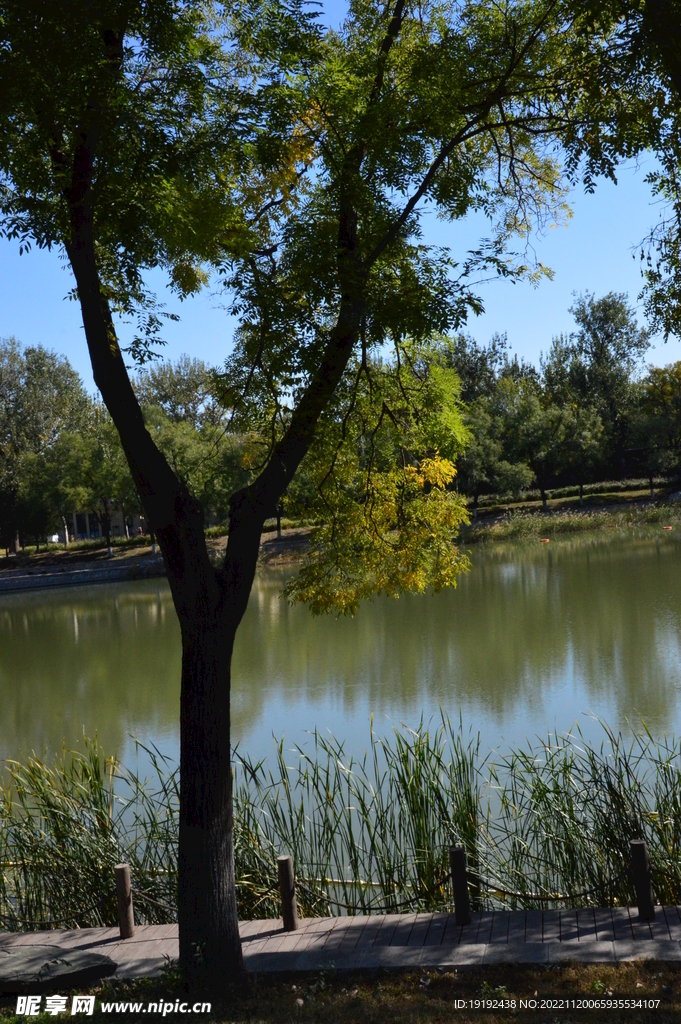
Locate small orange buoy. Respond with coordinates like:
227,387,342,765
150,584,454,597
540,538,550,543
664,526,673,531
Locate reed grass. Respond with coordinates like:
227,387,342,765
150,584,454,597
3,718,681,929
0,740,178,930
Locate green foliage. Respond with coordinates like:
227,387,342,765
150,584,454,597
0,1,252,352
0,345,256,543
495,377,573,506
458,398,533,508
143,404,250,522
0,338,90,545
214,0,635,611
630,361,681,485
283,338,470,615
0,0,669,616
134,356,220,429
446,292,673,510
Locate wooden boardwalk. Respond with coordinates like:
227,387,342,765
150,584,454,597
3,907,681,982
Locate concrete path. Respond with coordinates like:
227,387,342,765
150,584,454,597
3,907,681,982
0,558,165,593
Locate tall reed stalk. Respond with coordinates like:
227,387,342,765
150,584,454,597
0,740,178,929
3,718,681,929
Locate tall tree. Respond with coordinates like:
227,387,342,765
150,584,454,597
569,292,648,477
0,0,640,980
630,361,681,493
445,332,510,404
542,332,604,502
84,410,141,552
0,339,89,548
135,356,220,429
457,397,533,513
498,377,573,508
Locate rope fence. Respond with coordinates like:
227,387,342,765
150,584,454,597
0,840,657,934
271,840,655,928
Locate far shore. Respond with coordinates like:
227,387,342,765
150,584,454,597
2,489,680,594
0,525,313,593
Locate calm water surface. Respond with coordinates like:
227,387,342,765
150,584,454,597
2,532,681,768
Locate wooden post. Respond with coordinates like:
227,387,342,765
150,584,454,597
115,863,135,939
277,854,299,932
631,839,655,921
449,845,471,926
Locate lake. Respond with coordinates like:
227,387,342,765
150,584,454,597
2,531,681,771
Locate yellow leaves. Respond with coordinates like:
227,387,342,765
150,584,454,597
286,477,471,616
281,341,473,616
416,455,457,489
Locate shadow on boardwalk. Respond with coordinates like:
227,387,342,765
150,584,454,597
3,907,681,986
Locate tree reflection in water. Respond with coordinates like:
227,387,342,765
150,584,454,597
1,532,681,766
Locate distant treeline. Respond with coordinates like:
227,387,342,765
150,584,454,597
0,344,249,551
450,291,681,511
1,290,679,550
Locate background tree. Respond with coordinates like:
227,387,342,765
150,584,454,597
499,378,573,509
134,356,221,429
542,333,604,503
0,339,89,549
445,332,510,404
568,292,649,478
457,398,533,513
83,410,141,552
138,356,251,527
630,362,681,494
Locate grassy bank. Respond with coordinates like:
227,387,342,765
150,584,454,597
3,718,681,930
462,501,681,544
0,963,676,1024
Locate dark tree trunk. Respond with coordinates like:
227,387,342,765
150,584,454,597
63,179,246,979
178,613,241,976
102,509,113,557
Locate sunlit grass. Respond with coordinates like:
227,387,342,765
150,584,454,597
464,503,681,543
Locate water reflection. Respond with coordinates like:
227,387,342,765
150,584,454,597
1,532,681,766
0,585,180,760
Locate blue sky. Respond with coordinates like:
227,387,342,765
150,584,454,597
2,154,677,394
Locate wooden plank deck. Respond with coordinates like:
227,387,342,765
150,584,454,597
2,909,681,979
